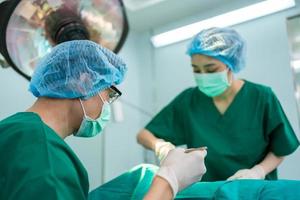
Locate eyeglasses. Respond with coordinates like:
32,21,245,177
107,86,122,104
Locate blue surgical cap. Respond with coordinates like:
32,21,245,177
186,27,246,73
29,40,127,100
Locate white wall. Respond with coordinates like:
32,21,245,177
147,1,300,179
0,68,35,118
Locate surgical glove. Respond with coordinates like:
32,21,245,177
156,148,207,198
154,139,175,163
227,165,266,180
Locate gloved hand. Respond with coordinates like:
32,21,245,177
156,148,207,198
154,139,175,163
227,165,266,180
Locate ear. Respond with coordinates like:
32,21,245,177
227,67,233,74
227,68,235,83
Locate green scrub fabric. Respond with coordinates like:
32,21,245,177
89,164,300,200
145,80,299,181
0,112,89,200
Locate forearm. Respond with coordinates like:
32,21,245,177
143,176,173,200
258,152,284,174
137,129,160,150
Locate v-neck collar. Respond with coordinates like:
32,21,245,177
209,80,247,119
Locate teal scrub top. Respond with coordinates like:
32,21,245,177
0,112,89,200
146,80,299,181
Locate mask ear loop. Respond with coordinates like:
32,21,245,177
98,93,106,104
96,93,109,120
79,99,88,117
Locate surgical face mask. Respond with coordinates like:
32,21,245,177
74,94,111,137
194,69,231,97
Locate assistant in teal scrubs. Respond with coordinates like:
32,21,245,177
137,27,299,181
145,81,299,181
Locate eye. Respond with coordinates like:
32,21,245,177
206,70,217,73
193,69,202,73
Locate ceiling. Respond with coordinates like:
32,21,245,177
123,0,263,31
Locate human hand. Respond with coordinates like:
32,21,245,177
227,165,266,180
156,148,207,197
154,139,176,163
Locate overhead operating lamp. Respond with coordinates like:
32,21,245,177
0,0,129,80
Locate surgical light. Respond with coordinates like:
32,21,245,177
0,0,129,80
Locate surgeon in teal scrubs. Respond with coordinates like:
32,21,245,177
0,40,207,200
137,27,299,181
